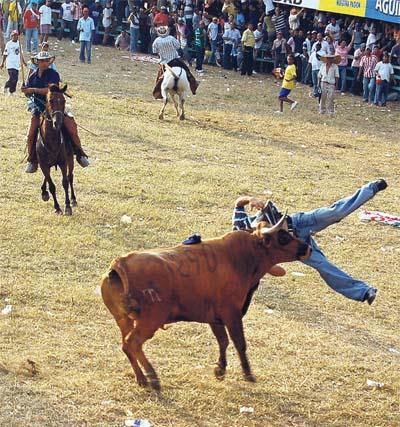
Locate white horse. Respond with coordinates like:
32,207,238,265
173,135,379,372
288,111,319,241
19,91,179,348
159,64,190,121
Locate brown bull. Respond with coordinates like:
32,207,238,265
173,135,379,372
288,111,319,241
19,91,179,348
101,215,311,390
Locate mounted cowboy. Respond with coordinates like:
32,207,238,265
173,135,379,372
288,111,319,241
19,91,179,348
21,51,90,173
152,25,198,99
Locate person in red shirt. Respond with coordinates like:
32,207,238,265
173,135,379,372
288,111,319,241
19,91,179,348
153,6,169,27
23,2,40,54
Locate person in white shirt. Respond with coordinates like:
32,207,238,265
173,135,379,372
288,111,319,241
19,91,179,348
0,30,26,95
309,42,322,97
208,16,219,65
288,7,303,31
39,0,53,43
102,2,113,45
222,22,241,70
366,27,377,50
312,32,329,54
253,22,263,60
58,0,75,41
373,52,394,107
318,53,339,114
128,7,139,53
325,18,340,41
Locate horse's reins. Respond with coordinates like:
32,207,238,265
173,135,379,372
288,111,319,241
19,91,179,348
31,96,99,137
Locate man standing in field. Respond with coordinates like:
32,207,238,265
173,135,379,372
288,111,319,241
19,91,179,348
318,53,339,114
241,22,255,77
23,1,40,55
1,30,25,95
277,53,298,113
77,5,94,64
39,0,53,44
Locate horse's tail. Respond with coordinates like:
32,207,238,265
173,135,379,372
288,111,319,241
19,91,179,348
164,63,179,79
164,63,180,92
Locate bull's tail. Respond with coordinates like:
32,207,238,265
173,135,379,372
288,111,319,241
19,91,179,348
102,257,141,319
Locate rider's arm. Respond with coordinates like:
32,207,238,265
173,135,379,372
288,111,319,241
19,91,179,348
21,87,49,96
235,196,264,210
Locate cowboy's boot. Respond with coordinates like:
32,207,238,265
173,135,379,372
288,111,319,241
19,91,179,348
153,66,164,99
63,116,90,167
25,116,40,173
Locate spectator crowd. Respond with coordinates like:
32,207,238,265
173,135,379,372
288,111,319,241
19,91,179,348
1,0,399,106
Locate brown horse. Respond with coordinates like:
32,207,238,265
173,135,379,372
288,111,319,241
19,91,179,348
37,84,77,215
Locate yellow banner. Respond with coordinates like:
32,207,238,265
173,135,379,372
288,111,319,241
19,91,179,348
319,0,367,16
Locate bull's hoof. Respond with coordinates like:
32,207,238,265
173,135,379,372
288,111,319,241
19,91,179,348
65,206,72,216
179,114,185,121
42,192,50,202
244,373,256,383
214,366,226,380
71,199,78,207
55,209,63,215
158,114,164,120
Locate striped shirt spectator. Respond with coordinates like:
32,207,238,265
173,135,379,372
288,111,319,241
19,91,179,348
73,0,82,21
272,11,286,34
152,35,180,64
360,54,378,78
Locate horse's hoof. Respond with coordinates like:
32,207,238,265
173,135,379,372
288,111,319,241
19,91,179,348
158,115,164,120
42,192,50,202
71,199,78,207
137,376,148,388
65,207,72,216
244,373,256,383
55,209,63,215
214,366,226,380
149,378,160,391
180,115,185,121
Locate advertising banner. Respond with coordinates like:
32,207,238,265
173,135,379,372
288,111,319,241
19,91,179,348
273,0,320,10
365,0,400,23
318,0,367,16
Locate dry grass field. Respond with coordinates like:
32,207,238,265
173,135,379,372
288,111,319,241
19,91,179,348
1,40,400,427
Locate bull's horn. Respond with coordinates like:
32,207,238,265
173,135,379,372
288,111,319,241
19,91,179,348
260,210,288,235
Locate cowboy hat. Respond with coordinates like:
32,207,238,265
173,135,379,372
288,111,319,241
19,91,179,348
32,51,55,65
156,26,169,37
320,54,341,64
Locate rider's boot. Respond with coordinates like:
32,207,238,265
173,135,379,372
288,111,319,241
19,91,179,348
25,116,40,173
152,66,164,99
63,116,90,168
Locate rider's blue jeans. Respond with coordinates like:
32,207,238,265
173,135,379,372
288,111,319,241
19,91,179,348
291,182,379,301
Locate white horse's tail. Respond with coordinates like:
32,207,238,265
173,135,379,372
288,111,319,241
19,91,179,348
164,63,179,79
164,64,184,92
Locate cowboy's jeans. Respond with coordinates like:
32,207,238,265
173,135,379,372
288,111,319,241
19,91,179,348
291,182,379,301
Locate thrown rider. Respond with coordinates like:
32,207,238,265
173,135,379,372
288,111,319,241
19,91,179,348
22,51,90,173
152,25,199,99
